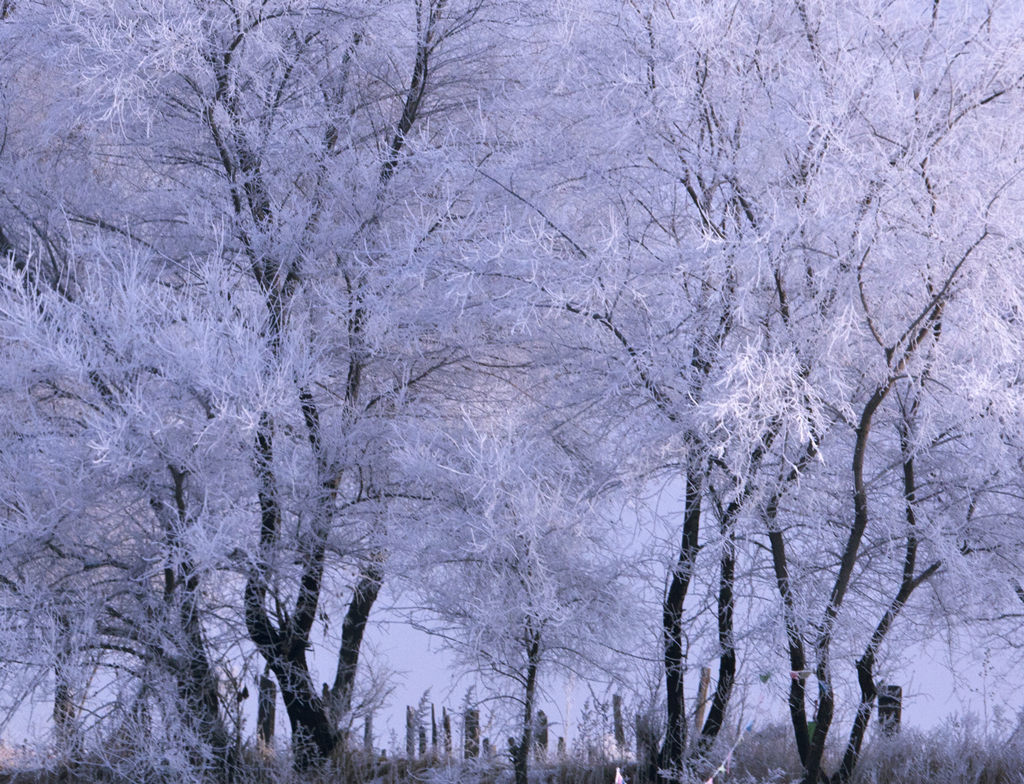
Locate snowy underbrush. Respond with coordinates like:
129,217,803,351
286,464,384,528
849,720,1024,784
707,717,1024,784
714,721,803,783
4,721,1024,784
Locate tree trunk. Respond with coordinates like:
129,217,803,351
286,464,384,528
214,72,343,767
174,597,234,780
330,559,384,730
53,612,78,759
697,512,737,757
156,468,235,780
660,465,702,778
511,628,542,784
766,500,812,766
802,387,889,784
802,286,947,784
274,666,336,769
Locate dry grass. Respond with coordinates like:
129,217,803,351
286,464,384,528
850,722,1024,784
3,721,1024,784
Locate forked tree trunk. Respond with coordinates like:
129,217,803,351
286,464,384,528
802,386,890,784
245,416,338,769
210,7,429,762
804,330,940,783
832,418,940,784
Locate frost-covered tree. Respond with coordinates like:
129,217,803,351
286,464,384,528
399,414,628,784
0,0,541,771
0,248,254,778
495,2,1024,782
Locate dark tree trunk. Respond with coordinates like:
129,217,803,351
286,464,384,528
763,457,815,768
244,590,336,768
175,600,234,780
768,520,811,766
511,628,542,784
330,560,384,728
209,41,357,769
692,414,783,761
660,464,702,778
275,666,336,769
53,612,78,759
697,510,737,757
801,277,947,784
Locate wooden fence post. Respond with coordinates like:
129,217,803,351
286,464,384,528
464,708,480,759
406,706,416,758
364,713,374,754
878,685,902,736
431,704,438,755
534,709,549,760
443,707,453,757
257,672,276,750
694,666,711,732
612,694,626,755
635,712,659,783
